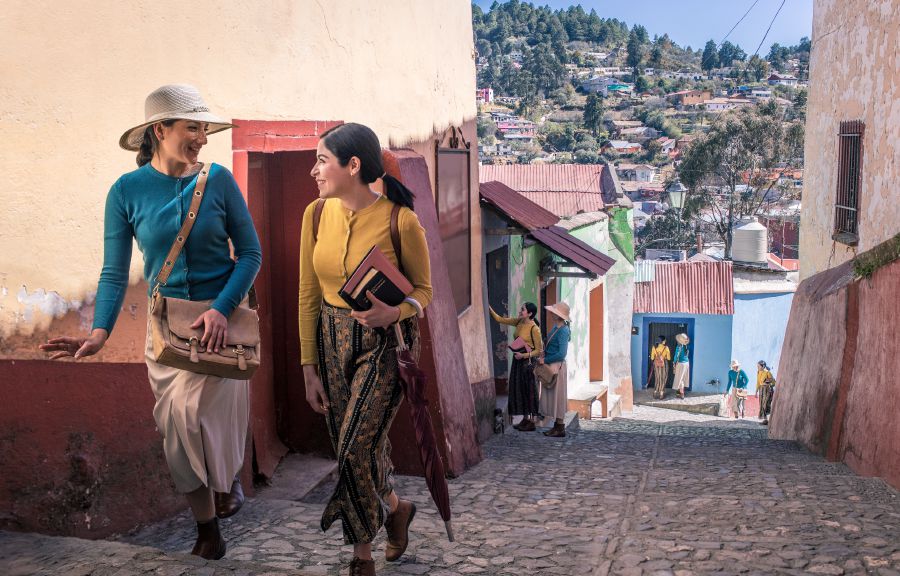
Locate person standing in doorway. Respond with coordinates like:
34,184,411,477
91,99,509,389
298,123,433,576
537,301,571,438
756,360,775,425
490,302,543,431
725,360,750,418
650,335,671,400
40,84,261,560
672,333,691,399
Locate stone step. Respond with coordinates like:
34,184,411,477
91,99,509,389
0,530,304,576
255,452,337,503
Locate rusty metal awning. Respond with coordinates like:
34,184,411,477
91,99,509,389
530,227,616,278
480,180,615,279
479,180,559,229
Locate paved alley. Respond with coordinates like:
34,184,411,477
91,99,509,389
2,414,900,576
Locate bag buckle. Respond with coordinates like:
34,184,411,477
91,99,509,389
235,345,247,371
189,337,200,363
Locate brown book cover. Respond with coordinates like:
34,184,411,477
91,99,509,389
339,245,414,311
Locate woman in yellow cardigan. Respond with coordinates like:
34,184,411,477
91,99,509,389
490,302,544,431
298,123,433,576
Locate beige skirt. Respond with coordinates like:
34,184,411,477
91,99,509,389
539,361,568,423
145,319,249,494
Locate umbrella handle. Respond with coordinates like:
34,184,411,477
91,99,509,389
393,323,409,352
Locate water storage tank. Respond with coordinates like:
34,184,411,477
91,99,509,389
732,217,768,263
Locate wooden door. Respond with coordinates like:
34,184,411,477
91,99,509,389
589,285,604,381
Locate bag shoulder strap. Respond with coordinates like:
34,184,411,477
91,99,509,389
154,163,209,290
312,197,403,267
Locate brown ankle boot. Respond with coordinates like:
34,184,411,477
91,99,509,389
215,476,245,519
191,517,226,560
349,557,376,575
543,423,566,437
384,500,416,561
517,418,536,432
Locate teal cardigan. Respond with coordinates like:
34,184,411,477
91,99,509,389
92,162,262,333
725,369,749,393
543,324,570,364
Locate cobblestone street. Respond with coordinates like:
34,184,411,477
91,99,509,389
3,413,900,575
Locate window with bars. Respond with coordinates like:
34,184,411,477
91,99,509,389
832,120,864,245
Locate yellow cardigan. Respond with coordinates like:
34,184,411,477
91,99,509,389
489,307,543,359
757,369,774,387
298,196,433,365
650,343,671,361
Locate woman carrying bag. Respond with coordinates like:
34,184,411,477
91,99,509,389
489,302,543,431
536,302,571,438
725,360,750,419
298,123,433,576
672,333,691,399
756,360,775,425
40,85,262,560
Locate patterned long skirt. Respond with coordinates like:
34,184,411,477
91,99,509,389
317,303,420,545
653,362,669,398
758,384,773,418
508,356,539,416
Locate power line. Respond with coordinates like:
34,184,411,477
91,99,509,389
701,0,762,69
753,0,787,57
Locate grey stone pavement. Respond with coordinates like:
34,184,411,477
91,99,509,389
3,408,900,576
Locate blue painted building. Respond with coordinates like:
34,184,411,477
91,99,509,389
631,260,796,397
731,272,797,392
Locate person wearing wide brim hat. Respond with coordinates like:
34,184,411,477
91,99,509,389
537,301,571,437
725,359,749,419
41,84,260,561
119,84,235,151
672,333,691,399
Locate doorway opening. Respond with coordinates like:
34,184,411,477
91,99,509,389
486,245,510,394
647,321,689,390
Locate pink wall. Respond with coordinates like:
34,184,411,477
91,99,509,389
771,257,900,489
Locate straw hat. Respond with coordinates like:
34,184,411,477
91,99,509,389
730,359,740,369
676,333,690,345
119,84,235,151
544,301,570,322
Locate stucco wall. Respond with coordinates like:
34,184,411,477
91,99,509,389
800,0,900,279
0,0,476,340
732,292,794,393
631,313,733,395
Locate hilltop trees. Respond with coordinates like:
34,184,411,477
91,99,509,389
583,93,605,136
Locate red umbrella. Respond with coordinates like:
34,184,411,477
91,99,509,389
393,324,454,542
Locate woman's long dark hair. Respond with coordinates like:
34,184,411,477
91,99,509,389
523,302,539,327
136,120,176,167
319,122,415,209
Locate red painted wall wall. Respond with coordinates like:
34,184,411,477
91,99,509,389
0,361,185,537
771,257,900,489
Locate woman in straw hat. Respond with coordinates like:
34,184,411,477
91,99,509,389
537,301,571,438
672,333,691,399
40,84,261,560
725,359,750,418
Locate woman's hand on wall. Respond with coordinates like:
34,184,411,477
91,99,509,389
302,365,330,415
39,329,109,359
351,291,401,329
191,309,228,353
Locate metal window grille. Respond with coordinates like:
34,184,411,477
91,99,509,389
833,120,864,244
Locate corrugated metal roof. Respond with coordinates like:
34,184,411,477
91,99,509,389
557,211,608,231
479,180,559,229
480,164,606,194
633,260,657,283
531,227,616,277
633,261,734,315
519,191,604,217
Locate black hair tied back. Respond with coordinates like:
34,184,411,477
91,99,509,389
319,123,415,210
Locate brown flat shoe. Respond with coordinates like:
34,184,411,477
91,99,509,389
215,477,245,519
384,500,416,561
348,557,375,576
191,517,226,560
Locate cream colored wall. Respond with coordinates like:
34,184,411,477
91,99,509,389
0,0,476,340
800,0,900,279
